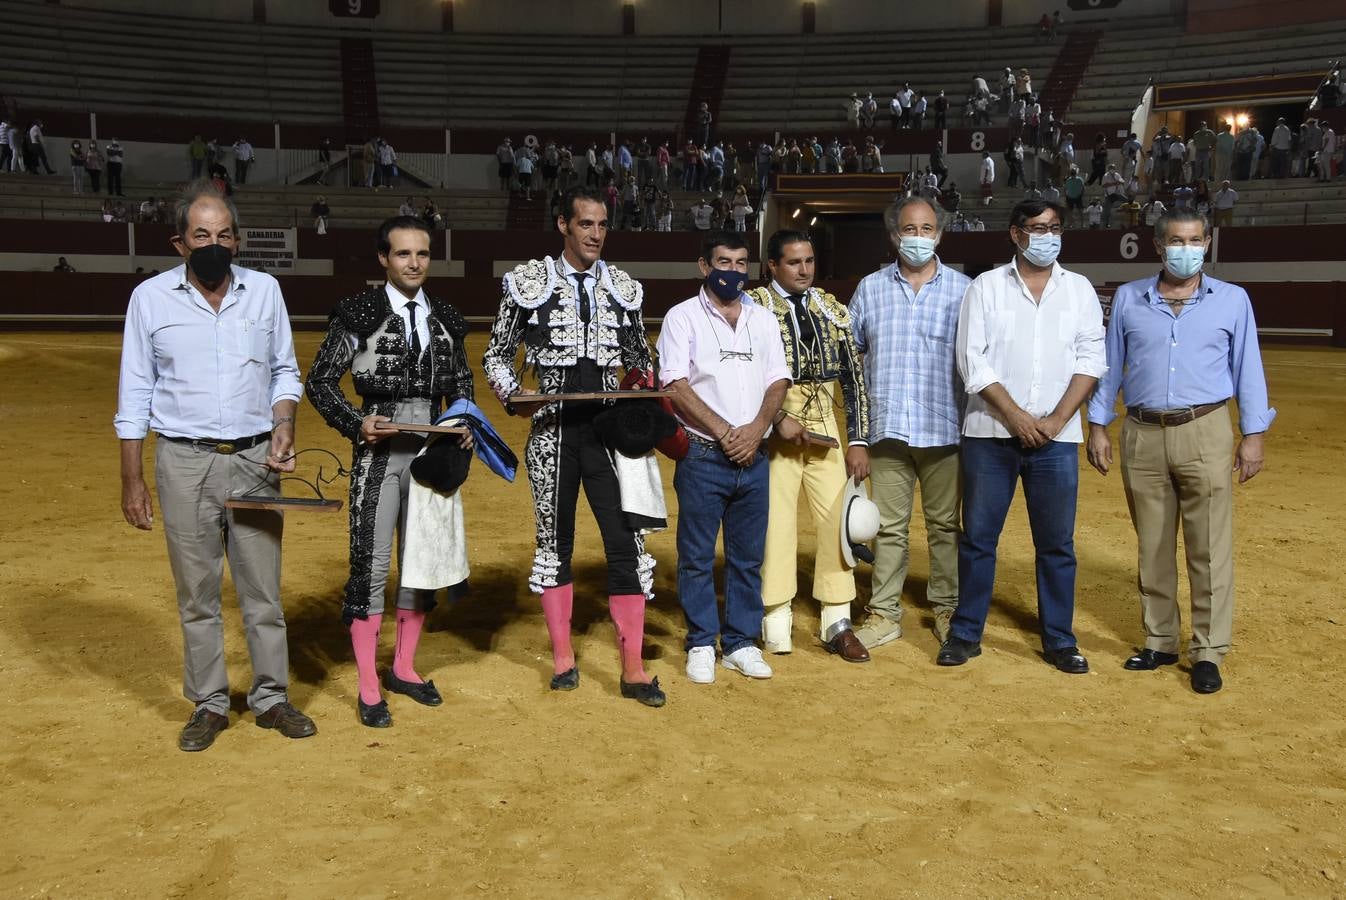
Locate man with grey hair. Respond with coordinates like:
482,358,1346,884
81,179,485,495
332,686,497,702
116,180,316,750
1087,209,1273,694
847,195,971,647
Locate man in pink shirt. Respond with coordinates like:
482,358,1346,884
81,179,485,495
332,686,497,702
656,140,671,190
657,230,791,685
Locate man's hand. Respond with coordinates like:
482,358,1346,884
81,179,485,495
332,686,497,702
845,445,871,484
360,414,396,445
1086,423,1112,475
1235,432,1264,484
774,415,806,446
508,397,549,418
722,422,765,466
1036,412,1069,442
1008,407,1050,448
122,477,154,530
267,420,296,472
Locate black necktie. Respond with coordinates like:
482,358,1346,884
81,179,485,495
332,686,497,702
789,293,816,345
406,300,423,358
574,272,592,324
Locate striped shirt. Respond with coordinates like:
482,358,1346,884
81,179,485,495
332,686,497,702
848,259,970,447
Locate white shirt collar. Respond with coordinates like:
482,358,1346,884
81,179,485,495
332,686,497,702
384,281,425,314
558,254,600,280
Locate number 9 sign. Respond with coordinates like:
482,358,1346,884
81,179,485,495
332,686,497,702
329,0,379,17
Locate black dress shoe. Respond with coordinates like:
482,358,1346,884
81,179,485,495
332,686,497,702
179,708,228,752
255,701,317,738
1191,660,1223,694
358,697,392,728
620,676,666,708
1045,646,1090,674
1124,648,1181,670
382,670,443,707
937,637,982,666
550,666,579,691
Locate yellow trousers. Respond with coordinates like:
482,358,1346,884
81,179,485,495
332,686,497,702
761,382,856,612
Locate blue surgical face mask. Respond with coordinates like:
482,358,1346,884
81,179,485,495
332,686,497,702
1020,232,1061,267
705,266,747,301
898,235,938,267
1164,244,1206,279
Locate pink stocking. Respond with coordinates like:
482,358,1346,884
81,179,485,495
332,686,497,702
349,614,383,705
609,593,650,684
540,584,575,675
392,608,426,684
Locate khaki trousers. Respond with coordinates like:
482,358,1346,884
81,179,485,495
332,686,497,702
867,439,961,622
761,382,855,613
155,438,289,716
1120,406,1235,663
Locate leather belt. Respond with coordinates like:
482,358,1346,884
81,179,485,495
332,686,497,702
1127,401,1225,427
687,432,721,448
163,431,271,454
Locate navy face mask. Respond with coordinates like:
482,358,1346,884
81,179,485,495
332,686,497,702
705,267,747,301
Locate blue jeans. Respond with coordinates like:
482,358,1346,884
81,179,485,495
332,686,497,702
673,441,769,653
951,437,1080,651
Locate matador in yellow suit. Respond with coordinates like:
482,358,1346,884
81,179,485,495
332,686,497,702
747,229,871,662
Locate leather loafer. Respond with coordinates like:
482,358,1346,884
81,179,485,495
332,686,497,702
255,702,317,738
1191,660,1223,694
823,628,871,663
620,676,666,708
1124,648,1180,670
937,637,981,666
178,708,228,752
358,698,392,728
550,666,579,691
382,670,443,707
1045,646,1089,674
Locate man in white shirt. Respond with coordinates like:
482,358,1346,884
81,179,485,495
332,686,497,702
1269,117,1293,178
1085,197,1104,228
938,199,1106,673
1101,163,1125,226
231,136,254,184
306,215,476,727
657,230,790,685
377,139,398,188
979,150,995,206
115,182,315,750
1316,124,1337,183
1166,136,1187,184
27,119,56,174
1212,180,1239,228
691,198,713,230
1143,197,1167,226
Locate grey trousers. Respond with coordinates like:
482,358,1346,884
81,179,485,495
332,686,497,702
365,398,436,615
155,438,289,716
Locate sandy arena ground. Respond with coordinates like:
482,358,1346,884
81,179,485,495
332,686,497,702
1,330,1344,898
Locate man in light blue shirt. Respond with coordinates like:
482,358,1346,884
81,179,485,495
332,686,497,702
848,196,971,647
1087,209,1273,694
115,183,313,750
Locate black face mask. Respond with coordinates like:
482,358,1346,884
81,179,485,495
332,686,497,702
188,243,233,285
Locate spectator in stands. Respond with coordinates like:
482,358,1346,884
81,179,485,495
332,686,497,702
889,91,902,131
188,135,207,180
603,178,619,224
1037,13,1052,41
362,137,379,189
708,141,726,191
1299,120,1322,179
559,144,576,189
3,118,23,172
655,190,673,232
1250,127,1267,179
209,163,232,197
1318,124,1337,182
755,140,773,194
584,142,599,188
680,141,699,191
1058,131,1076,175
973,92,992,127
863,92,878,129
52,256,75,273
616,141,633,185
1119,195,1142,228
1102,163,1125,226
1212,180,1238,227
1172,182,1194,211
1193,180,1212,220
139,196,159,223
930,141,948,185
317,137,332,186
972,216,986,231
602,144,615,186
84,139,104,194
1143,195,1167,227
105,137,125,197
1009,96,1026,141
842,138,859,173
422,197,442,231
111,199,129,224
979,150,995,206
515,145,535,200
940,182,962,213
1063,166,1085,227
1125,169,1142,201
635,137,652,187
709,192,728,230
1023,181,1042,201
539,139,558,192
1026,96,1042,149
68,140,83,193
1016,68,1033,102
826,137,842,174
310,195,330,233
618,175,639,231
100,199,113,222
0,118,12,172
1085,197,1104,229
1041,178,1061,205
1169,134,1188,183
1006,138,1027,189
1269,118,1293,178
27,120,55,174
847,92,862,128
933,90,948,130
695,101,713,147
495,138,514,191
205,138,220,172
897,83,915,128
864,137,884,174
800,138,817,175
1000,68,1016,113
232,136,254,185
1120,131,1142,182
1052,10,1063,37
1232,127,1255,181
1215,122,1234,184
690,196,713,231
1082,133,1108,186
398,196,417,217
1190,121,1215,182
656,140,671,189
377,138,398,188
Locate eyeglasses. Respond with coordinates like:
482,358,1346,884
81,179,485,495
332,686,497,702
1019,224,1064,236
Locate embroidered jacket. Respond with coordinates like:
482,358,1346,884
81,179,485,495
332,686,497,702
482,256,653,417
747,284,870,444
307,285,474,441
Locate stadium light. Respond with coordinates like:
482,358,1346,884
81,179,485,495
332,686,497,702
792,208,802,219
809,216,818,226
1235,113,1250,128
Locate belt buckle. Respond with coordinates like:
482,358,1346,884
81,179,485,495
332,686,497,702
215,442,236,455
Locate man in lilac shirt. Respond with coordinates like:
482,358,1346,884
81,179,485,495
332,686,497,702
657,230,790,685
1087,209,1274,694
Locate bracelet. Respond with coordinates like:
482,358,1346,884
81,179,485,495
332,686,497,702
719,426,731,441
273,416,295,427
773,410,787,425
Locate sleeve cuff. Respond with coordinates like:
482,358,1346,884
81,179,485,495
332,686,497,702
1240,407,1277,435
848,440,869,447
765,367,793,386
963,365,998,396
658,368,688,387
115,422,150,440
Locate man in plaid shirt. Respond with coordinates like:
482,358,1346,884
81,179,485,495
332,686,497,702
848,196,970,647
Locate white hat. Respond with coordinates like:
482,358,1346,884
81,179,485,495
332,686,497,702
841,479,880,568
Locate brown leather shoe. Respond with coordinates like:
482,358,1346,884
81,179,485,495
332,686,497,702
255,702,317,739
824,628,871,663
179,708,228,752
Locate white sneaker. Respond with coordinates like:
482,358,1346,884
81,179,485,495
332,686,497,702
722,645,774,679
686,646,716,684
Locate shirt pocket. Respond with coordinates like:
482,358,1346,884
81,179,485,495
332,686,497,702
925,309,956,344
